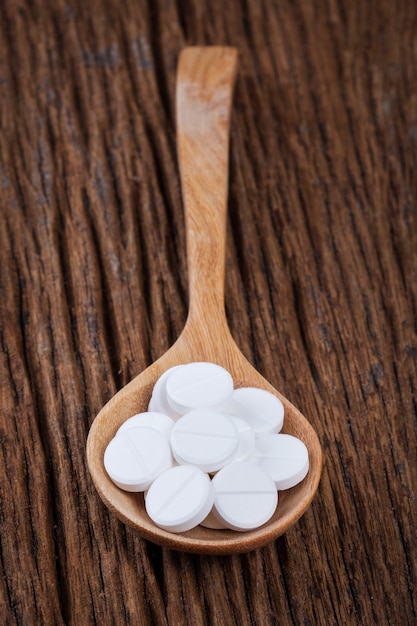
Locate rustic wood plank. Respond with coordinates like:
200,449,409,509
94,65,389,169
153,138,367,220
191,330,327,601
0,0,416,624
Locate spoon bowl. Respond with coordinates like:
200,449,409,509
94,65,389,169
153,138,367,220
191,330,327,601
86,47,322,554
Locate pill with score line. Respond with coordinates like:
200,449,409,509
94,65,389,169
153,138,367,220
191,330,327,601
251,433,309,490
145,465,214,532
104,426,173,492
222,387,284,437
170,410,239,473
117,412,175,439
166,362,234,414
211,461,278,531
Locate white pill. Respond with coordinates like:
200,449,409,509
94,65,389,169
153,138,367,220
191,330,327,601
104,427,172,492
212,462,278,531
166,362,233,414
170,410,239,473
148,366,183,420
223,387,284,437
251,433,309,490
117,412,175,439
228,415,256,463
145,465,214,532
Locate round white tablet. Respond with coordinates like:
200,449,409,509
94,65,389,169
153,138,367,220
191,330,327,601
224,387,284,437
212,461,278,531
251,433,309,490
117,412,175,439
104,427,172,492
145,465,214,533
148,366,183,420
170,410,239,473
228,415,256,464
166,362,233,414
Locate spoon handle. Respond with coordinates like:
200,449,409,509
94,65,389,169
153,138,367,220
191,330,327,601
176,47,238,328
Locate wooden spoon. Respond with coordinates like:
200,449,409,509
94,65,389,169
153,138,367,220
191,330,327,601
86,46,322,554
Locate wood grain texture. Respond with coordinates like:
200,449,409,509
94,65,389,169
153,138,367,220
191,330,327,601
0,0,415,624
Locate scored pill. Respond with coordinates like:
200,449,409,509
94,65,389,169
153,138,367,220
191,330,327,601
166,362,233,414
145,465,214,532
104,426,173,492
212,461,278,531
117,411,175,439
251,433,309,490
223,387,284,437
170,410,239,473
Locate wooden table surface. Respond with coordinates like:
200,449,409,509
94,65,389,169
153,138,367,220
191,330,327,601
1,1,416,624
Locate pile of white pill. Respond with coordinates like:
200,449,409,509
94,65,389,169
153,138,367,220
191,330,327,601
104,362,309,533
